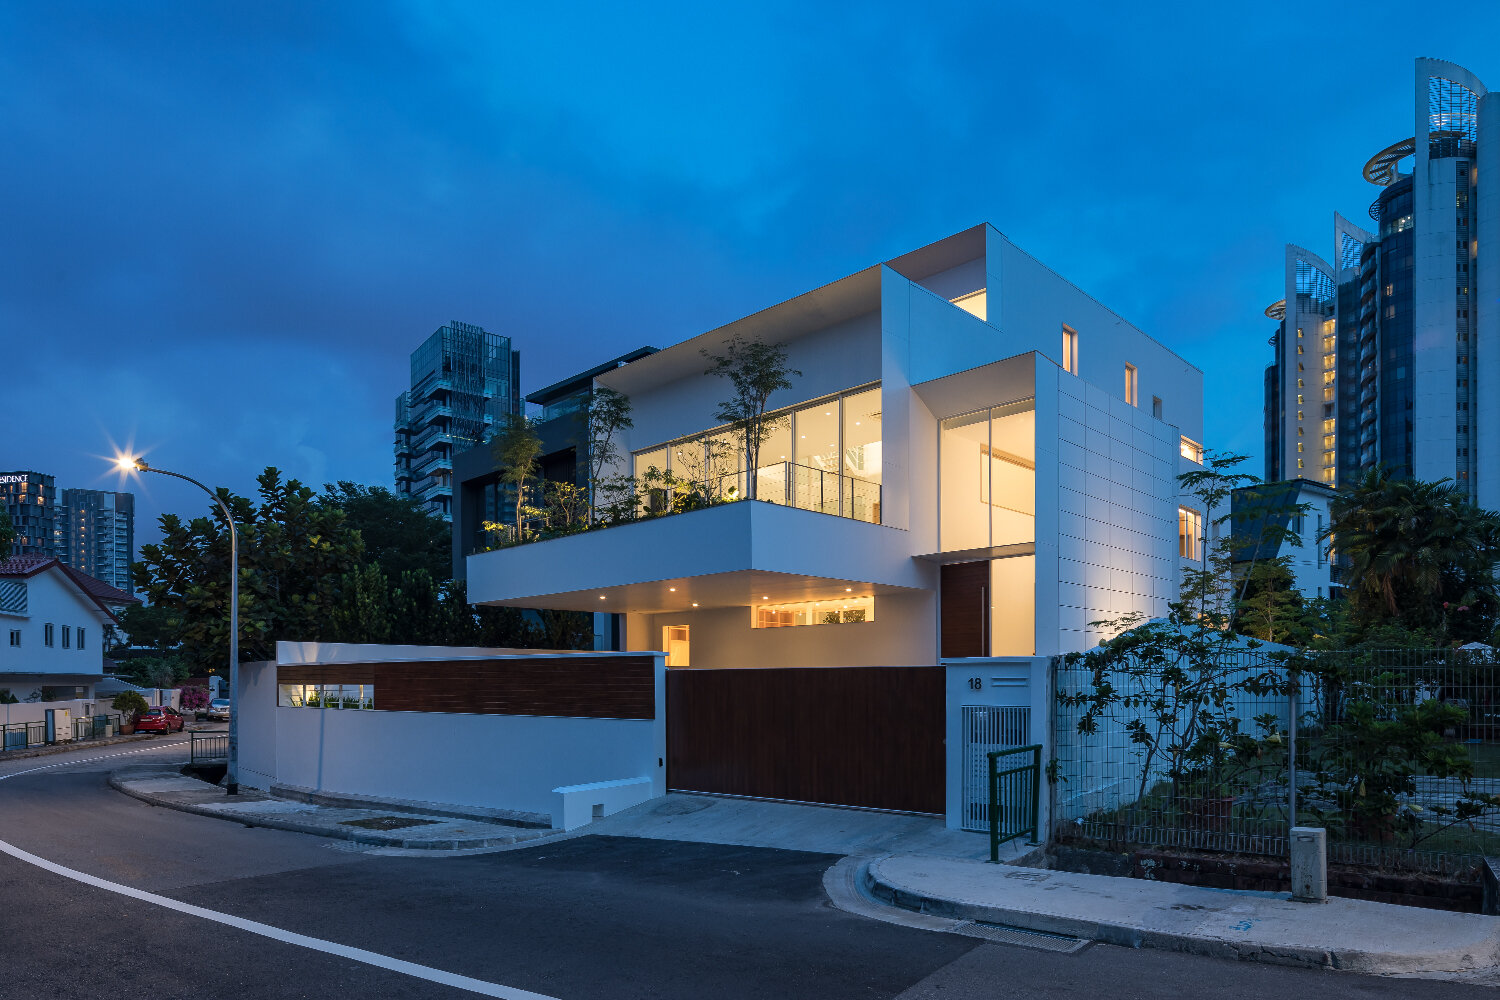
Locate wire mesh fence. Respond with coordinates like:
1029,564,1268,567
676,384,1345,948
1053,646,1500,877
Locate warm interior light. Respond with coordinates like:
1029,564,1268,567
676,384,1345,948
692,603,699,607
669,587,676,592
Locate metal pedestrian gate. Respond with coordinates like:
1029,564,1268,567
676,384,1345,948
960,705,1029,831
988,744,1042,861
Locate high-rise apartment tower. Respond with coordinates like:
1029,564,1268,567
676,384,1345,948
58,489,135,594
1264,58,1498,508
394,321,521,520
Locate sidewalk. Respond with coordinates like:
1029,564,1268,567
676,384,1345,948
110,765,553,850
863,853,1500,975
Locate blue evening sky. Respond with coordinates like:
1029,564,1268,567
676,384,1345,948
3,2,1497,548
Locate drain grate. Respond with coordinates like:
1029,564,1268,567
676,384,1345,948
960,920,1090,953
340,815,441,831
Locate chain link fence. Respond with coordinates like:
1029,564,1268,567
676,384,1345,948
1054,646,1500,877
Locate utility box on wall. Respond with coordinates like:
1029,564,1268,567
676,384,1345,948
942,657,1051,834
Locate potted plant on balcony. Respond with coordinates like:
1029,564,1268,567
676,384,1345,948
112,690,149,735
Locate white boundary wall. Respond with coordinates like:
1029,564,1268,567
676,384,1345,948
235,650,667,821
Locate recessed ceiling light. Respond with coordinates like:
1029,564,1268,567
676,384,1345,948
692,603,699,607
599,595,606,600
669,587,676,592
845,587,852,592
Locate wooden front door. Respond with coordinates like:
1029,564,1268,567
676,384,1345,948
940,561,988,658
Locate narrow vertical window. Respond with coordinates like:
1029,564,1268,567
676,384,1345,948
1152,396,1163,419
62,625,70,649
1061,326,1078,374
44,623,54,647
1178,506,1203,560
1124,364,1138,406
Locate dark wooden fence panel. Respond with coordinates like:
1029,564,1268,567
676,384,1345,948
278,656,656,719
666,666,945,814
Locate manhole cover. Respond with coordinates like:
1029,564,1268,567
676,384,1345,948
340,816,441,831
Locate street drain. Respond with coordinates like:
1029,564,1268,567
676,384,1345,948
961,920,1090,953
340,816,441,831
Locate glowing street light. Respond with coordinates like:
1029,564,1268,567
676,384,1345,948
115,454,241,794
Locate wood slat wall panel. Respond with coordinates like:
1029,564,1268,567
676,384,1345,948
276,656,656,719
666,666,945,814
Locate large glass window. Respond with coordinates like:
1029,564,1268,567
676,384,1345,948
1179,507,1203,560
940,399,1036,552
633,383,881,522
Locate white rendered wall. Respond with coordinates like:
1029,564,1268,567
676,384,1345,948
630,588,938,669
0,570,108,680
237,657,667,816
986,227,1203,447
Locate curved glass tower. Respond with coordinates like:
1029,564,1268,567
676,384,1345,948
1264,59,1495,505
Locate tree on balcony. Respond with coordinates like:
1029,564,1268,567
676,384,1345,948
702,335,800,500
490,413,544,538
586,387,633,527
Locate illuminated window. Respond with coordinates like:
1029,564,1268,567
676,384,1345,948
1297,394,1305,405
1180,437,1203,463
1297,458,1304,469
1061,326,1078,374
752,596,874,627
1297,442,1304,452
1178,507,1203,560
1124,364,1138,406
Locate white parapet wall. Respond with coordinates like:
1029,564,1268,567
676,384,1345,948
235,646,667,823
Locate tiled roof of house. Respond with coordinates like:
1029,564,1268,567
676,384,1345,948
0,555,141,621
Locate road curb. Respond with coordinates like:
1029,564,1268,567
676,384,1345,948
106,767,554,851
0,733,160,762
864,856,1500,975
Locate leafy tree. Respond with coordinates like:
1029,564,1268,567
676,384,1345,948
586,387,634,525
118,653,190,688
1234,556,1310,646
321,482,451,582
490,414,545,537
702,335,800,500
328,562,392,645
133,468,364,670
0,508,13,558
114,602,180,653
1326,469,1500,643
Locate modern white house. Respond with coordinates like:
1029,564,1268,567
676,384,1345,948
456,225,1209,823
0,554,137,703
469,224,1206,667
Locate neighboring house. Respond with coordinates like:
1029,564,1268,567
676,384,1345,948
0,555,141,702
467,223,1207,667
1230,479,1340,601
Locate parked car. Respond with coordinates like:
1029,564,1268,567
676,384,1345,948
133,706,185,734
205,698,232,722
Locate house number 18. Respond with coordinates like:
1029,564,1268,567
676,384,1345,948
967,677,982,691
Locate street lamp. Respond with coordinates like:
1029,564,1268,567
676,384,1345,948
115,454,241,795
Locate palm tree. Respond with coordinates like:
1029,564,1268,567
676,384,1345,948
1326,469,1500,641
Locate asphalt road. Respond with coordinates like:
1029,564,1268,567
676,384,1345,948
0,741,1492,1000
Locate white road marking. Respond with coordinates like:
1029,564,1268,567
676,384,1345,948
0,744,561,1000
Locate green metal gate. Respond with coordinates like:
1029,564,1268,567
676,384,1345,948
988,744,1041,861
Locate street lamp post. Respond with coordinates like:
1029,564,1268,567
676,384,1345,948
117,456,240,795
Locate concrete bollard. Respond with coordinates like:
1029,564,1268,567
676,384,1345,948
1289,826,1327,903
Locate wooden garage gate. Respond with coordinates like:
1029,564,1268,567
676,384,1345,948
665,665,945,814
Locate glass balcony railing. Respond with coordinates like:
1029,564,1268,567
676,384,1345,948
690,461,880,524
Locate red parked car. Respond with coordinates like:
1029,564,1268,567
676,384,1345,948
134,706,185,734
